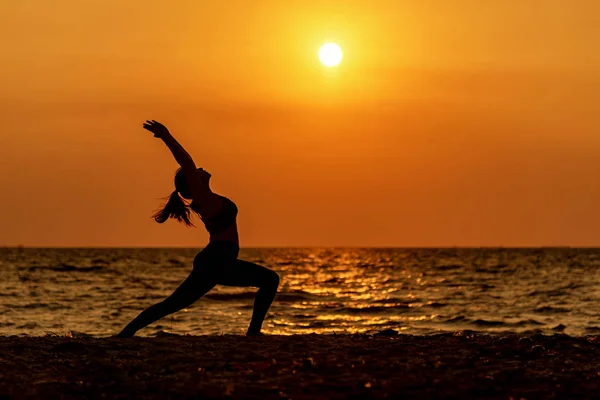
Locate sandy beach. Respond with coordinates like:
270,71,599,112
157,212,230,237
1,331,600,399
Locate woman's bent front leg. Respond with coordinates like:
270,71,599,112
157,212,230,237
117,270,216,337
218,259,280,336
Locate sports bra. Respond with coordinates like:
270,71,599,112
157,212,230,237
193,195,238,235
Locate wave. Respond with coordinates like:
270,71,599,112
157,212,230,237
27,264,104,273
585,326,600,334
436,264,463,271
292,314,317,319
445,316,468,324
527,283,587,298
426,302,448,308
534,306,571,315
443,316,545,328
496,319,546,328
471,319,508,327
474,264,512,273
277,290,326,302
322,277,345,284
300,321,329,329
334,305,410,314
16,323,39,329
275,261,295,266
3,302,72,311
477,283,496,290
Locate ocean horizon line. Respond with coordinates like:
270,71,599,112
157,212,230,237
1,245,597,249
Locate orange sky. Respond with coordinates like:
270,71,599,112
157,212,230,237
1,1,600,247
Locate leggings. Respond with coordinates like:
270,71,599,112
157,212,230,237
117,241,279,337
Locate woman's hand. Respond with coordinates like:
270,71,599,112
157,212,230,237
143,120,170,139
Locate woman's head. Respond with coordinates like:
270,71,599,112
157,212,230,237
153,167,211,226
174,167,211,199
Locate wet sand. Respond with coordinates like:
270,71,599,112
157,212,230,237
1,331,600,399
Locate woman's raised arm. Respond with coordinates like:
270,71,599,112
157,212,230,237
143,120,212,200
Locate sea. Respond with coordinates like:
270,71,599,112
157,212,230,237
1,247,599,337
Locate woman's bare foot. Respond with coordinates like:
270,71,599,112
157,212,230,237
246,331,265,337
114,330,134,338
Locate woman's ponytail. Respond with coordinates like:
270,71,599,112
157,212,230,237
152,190,194,226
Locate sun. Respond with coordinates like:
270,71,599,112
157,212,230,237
319,43,343,67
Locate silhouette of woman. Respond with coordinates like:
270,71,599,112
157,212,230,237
117,120,279,337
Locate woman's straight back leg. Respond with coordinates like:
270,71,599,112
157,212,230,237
116,257,218,337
